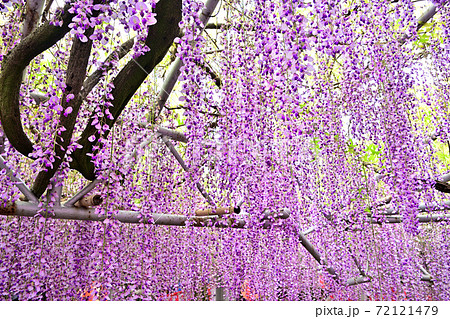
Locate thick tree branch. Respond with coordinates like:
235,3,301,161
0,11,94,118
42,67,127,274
31,29,95,198
0,4,74,157
22,0,46,38
70,0,182,180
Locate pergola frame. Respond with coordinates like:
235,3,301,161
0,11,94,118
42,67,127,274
0,1,445,296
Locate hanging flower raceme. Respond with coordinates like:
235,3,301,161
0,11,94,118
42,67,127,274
1,0,450,301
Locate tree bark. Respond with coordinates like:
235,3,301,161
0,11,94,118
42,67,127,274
70,0,182,180
31,29,94,197
0,4,74,157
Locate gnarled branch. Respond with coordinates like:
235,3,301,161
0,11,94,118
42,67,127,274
70,0,182,180
0,4,75,157
31,28,95,197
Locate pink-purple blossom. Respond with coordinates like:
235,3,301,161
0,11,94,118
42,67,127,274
0,0,450,301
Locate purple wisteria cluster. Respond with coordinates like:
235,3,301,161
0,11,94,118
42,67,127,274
1,0,450,301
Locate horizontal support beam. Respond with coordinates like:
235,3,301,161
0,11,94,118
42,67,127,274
376,200,450,216
370,214,450,224
0,201,259,229
417,201,450,213
1,202,295,231
2,202,435,289
2,201,338,286
196,206,236,216
260,208,290,220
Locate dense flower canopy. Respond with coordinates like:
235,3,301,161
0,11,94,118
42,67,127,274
1,0,450,300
